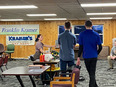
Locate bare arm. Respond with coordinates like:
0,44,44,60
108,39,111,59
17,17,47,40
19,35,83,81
40,48,44,53
44,44,55,48
40,48,51,54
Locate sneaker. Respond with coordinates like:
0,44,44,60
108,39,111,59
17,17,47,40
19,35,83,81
107,68,113,71
30,56,35,61
79,76,85,81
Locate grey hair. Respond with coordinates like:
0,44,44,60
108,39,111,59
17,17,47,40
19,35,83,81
112,38,116,46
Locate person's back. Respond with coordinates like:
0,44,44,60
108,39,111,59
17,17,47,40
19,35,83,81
58,21,77,74
79,29,101,58
77,20,102,87
58,30,76,61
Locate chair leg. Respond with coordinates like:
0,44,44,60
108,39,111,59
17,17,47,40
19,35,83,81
9,53,11,60
0,75,3,81
9,53,15,61
0,67,3,72
5,65,8,70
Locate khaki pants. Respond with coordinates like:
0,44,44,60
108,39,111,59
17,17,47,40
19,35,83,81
107,56,116,68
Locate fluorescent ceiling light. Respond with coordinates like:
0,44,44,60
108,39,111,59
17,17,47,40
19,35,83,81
0,5,37,9
0,19,24,21
27,14,57,16
90,17,112,19
87,12,116,15
81,3,116,7
44,18,67,20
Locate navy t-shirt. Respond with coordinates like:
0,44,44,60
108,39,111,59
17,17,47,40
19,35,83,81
58,30,77,61
79,29,102,59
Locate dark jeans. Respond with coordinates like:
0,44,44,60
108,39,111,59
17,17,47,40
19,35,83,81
60,59,74,76
84,58,98,87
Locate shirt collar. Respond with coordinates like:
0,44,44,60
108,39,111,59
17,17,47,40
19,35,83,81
65,30,70,32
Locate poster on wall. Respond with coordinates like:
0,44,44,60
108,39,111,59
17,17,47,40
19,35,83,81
0,24,39,35
6,35,35,45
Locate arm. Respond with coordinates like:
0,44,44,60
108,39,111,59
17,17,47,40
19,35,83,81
76,45,83,65
97,44,102,54
39,48,49,54
40,48,45,54
110,47,113,57
74,35,77,48
97,34,102,55
110,47,115,59
76,34,83,65
78,45,83,57
44,44,55,48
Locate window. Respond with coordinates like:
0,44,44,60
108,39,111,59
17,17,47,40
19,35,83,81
58,25,72,35
74,25,86,43
92,25,103,43
58,25,103,44
58,25,65,34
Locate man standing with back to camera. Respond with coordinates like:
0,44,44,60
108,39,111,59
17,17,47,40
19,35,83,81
77,20,102,87
58,21,77,75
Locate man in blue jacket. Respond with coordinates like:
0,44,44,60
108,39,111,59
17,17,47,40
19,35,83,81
77,20,102,87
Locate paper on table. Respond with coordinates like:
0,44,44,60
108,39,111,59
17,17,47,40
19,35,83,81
28,65,43,69
28,69,43,73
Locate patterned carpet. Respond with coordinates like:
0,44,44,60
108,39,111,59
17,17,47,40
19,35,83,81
0,59,116,87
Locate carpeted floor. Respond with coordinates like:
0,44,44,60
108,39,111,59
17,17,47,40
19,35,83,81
0,59,116,87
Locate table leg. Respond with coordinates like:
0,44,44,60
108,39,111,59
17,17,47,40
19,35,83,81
16,75,24,87
50,64,52,80
0,75,3,81
29,75,36,87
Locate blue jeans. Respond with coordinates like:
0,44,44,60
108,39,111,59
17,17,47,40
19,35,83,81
60,59,75,72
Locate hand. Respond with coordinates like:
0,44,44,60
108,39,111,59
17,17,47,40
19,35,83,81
114,56,116,59
76,57,80,65
111,56,115,60
113,56,116,60
51,45,56,48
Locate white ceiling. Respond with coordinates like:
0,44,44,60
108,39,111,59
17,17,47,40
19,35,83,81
0,0,116,21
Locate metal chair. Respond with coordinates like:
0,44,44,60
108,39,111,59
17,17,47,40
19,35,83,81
0,43,4,55
3,56,8,70
0,57,3,72
0,57,3,81
0,43,4,71
0,43,5,81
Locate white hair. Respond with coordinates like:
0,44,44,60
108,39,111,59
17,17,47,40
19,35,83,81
112,38,116,46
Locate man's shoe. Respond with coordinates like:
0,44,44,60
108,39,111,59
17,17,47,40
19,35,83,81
107,68,113,71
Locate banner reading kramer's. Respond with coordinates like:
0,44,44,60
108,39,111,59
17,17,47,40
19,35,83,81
0,24,39,34
6,35,35,45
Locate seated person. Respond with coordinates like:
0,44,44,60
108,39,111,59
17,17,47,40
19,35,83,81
107,40,116,70
30,34,55,61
